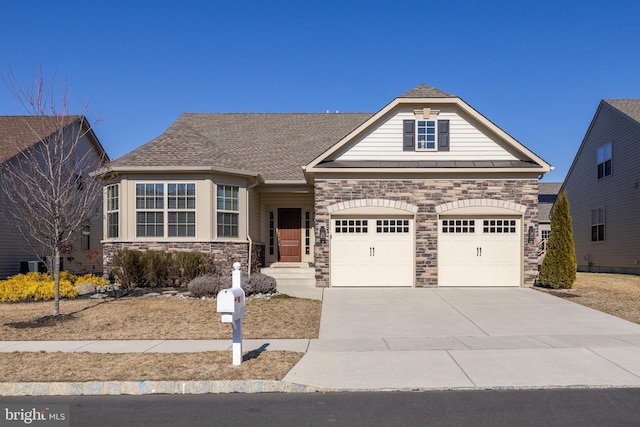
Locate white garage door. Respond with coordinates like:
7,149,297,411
331,218,414,287
438,217,521,286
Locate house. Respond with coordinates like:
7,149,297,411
98,84,552,287
537,182,562,264
560,99,640,274
0,116,108,278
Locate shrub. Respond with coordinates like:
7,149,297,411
245,273,277,295
538,192,577,289
0,272,78,303
173,251,217,286
111,250,145,289
74,274,110,287
187,275,231,298
141,251,174,288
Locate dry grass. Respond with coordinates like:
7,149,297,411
539,272,640,324
0,351,303,382
0,294,321,341
0,293,318,382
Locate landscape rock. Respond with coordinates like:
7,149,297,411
76,283,96,295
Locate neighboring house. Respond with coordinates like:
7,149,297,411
537,182,562,264
560,99,640,274
98,84,551,287
0,116,108,278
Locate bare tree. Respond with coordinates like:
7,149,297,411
0,70,108,315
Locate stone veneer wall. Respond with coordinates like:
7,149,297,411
103,241,264,279
314,179,539,288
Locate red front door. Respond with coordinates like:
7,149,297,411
278,208,302,262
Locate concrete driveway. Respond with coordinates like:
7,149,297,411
284,287,640,390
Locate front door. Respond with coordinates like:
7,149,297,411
278,208,302,262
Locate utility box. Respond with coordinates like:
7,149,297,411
216,287,245,323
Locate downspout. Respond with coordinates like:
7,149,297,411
246,176,261,276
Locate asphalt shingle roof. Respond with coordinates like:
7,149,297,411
113,113,373,181
605,99,640,123
399,84,454,98
538,182,562,222
109,84,468,181
0,116,81,164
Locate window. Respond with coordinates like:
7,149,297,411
541,229,550,241
305,211,311,255
81,224,90,250
269,212,275,255
376,219,410,233
403,119,450,151
335,219,368,234
442,219,475,233
597,142,612,179
483,219,517,234
591,207,605,241
217,185,239,237
136,184,164,237
417,120,436,150
168,183,196,237
106,184,119,238
135,183,197,237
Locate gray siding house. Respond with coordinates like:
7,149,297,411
99,84,552,288
0,116,108,278
560,99,640,274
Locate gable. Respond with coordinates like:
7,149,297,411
306,87,551,174
332,106,521,162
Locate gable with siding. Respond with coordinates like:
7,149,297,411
561,99,640,273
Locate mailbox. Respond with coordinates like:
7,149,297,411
216,287,245,323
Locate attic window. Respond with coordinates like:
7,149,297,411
417,121,436,150
403,119,449,152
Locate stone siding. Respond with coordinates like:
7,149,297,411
314,179,539,288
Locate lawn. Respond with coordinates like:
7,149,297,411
0,293,321,382
537,272,640,324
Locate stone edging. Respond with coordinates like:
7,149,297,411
0,380,318,396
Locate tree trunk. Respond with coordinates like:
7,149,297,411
53,246,60,316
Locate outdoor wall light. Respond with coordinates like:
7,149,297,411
319,225,326,244
528,226,535,243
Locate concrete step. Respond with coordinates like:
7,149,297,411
261,265,318,293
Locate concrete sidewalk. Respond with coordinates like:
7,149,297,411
2,287,640,394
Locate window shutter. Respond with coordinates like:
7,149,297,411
438,120,450,151
403,120,415,151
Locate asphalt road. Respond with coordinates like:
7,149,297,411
3,388,640,426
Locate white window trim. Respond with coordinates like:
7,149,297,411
106,184,119,239
135,182,197,239
216,184,240,239
416,120,438,151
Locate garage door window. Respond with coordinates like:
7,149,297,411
442,219,475,233
335,219,368,234
483,219,517,234
377,219,410,233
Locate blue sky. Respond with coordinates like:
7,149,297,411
1,0,639,182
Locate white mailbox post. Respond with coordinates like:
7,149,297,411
216,262,246,365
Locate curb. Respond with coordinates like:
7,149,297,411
0,380,319,396
2,381,636,396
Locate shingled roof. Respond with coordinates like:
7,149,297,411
605,99,640,123
112,113,373,181
109,84,464,181
399,84,454,98
0,116,81,163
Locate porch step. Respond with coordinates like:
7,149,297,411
261,264,322,300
